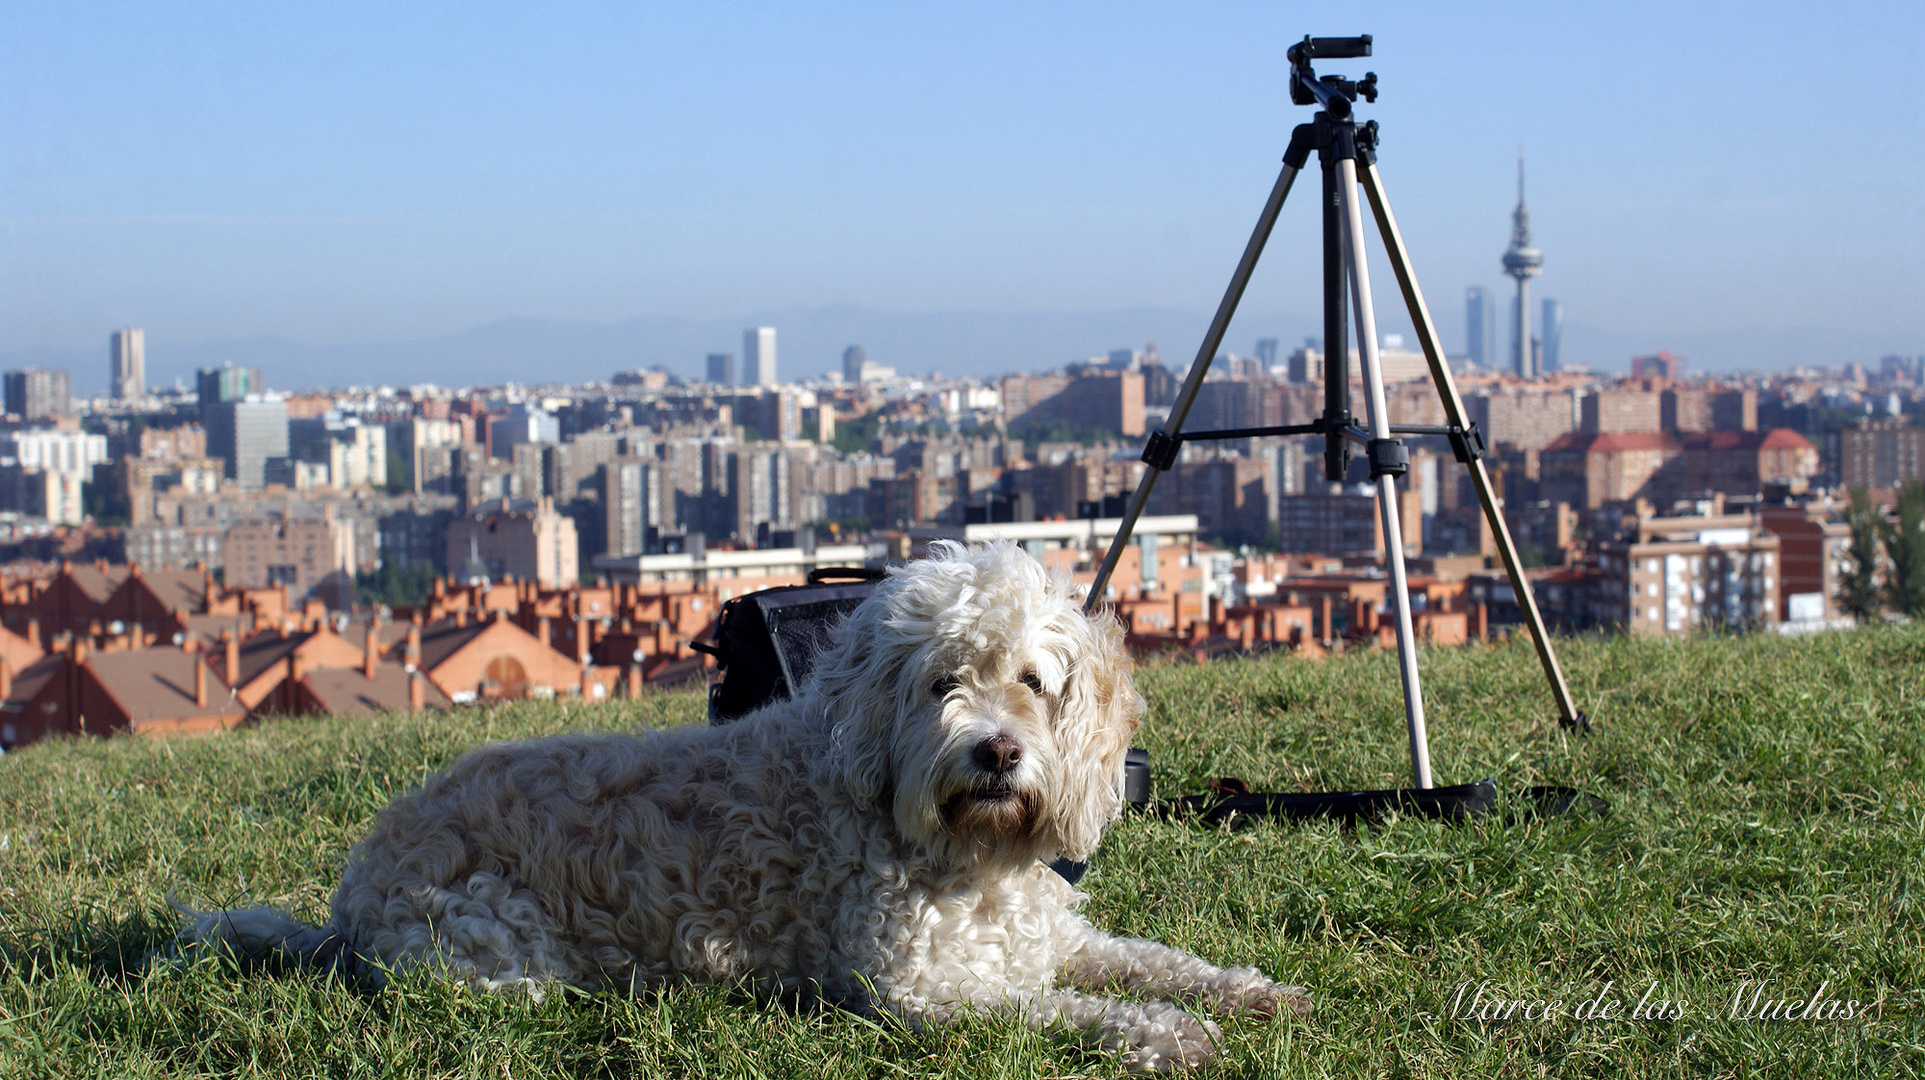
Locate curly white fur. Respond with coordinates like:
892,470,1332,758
183,541,1309,1071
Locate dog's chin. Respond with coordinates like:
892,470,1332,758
940,782,1044,861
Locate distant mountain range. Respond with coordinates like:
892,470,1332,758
4,306,1916,395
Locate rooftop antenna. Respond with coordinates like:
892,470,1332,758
1085,34,1588,802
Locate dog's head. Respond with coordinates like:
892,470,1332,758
808,541,1144,875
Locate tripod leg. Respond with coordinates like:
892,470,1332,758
1085,162,1302,611
1357,161,1586,731
1335,157,1432,790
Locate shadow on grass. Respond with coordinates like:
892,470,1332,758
0,905,178,987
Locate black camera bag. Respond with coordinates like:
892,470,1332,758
696,566,885,723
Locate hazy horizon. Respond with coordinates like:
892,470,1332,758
7,302,1912,397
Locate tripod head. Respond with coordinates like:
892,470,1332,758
1288,35,1378,117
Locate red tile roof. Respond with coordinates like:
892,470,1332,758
84,650,245,725
300,663,452,717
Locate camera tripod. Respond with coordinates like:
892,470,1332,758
1086,35,1587,791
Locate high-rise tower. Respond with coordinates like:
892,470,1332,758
1541,297,1564,373
110,328,145,402
1465,287,1494,369
745,327,777,387
1500,154,1543,378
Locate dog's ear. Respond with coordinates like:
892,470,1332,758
809,640,902,809
1048,610,1145,862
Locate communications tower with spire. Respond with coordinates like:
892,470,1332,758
1501,153,1543,378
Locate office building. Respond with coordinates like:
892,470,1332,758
1541,298,1564,373
196,364,262,407
706,352,735,386
1254,338,1279,372
4,368,73,421
1465,287,1494,369
842,346,865,384
745,326,777,387
111,328,145,402
205,395,290,490
485,404,559,458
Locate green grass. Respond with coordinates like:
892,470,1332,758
2,625,1921,1078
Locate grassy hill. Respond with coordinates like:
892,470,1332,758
1,625,1920,1078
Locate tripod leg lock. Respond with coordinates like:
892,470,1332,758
1446,423,1488,465
1367,437,1408,480
1141,429,1182,472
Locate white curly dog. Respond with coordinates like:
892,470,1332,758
185,541,1309,1071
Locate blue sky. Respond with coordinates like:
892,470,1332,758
3,1,1922,376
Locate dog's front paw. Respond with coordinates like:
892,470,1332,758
1118,1003,1220,1072
1212,967,1313,1020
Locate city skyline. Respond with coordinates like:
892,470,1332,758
5,4,1922,388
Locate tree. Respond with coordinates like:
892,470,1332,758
383,449,409,495
832,410,882,455
1838,487,1882,621
355,561,439,608
1880,480,1925,617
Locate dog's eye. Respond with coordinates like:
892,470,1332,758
1019,669,1044,695
932,676,960,697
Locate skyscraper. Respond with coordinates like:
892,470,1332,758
1254,338,1279,371
110,328,145,402
4,368,73,420
1464,287,1494,369
1500,154,1544,378
706,352,735,386
745,327,777,387
842,345,866,384
1541,298,1564,373
205,394,290,490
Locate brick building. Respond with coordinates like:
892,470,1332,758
446,498,580,588
1541,429,1819,510
223,514,357,607
1002,370,1145,437
1839,418,1925,490
1759,496,1856,627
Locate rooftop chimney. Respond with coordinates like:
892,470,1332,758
0,657,11,701
194,657,208,708
223,630,240,686
406,625,422,670
408,671,424,713
363,624,378,680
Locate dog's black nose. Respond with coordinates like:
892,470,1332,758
973,734,1023,774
